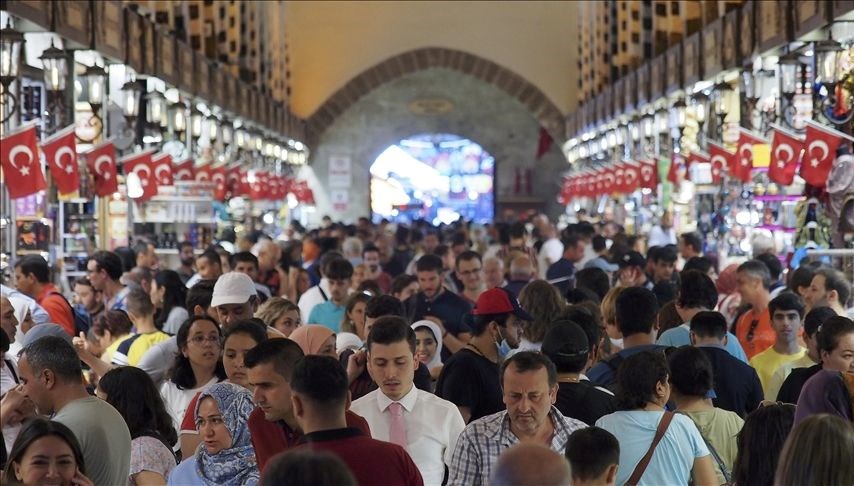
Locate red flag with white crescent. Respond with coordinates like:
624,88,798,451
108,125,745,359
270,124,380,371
195,163,212,183
668,153,686,184
768,126,804,186
799,121,852,187
612,164,626,194
685,151,710,182
251,171,267,200
84,140,118,197
623,161,641,193
733,128,769,183
120,150,157,202
151,153,173,188
638,159,658,189
226,165,242,197
211,165,228,201
708,141,734,185
40,125,79,195
173,158,195,182
0,123,47,199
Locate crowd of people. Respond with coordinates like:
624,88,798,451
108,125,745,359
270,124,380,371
1,213,853,486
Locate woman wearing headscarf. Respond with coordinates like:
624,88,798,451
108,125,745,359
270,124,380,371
168,382,260,485
411,320,444,380
716,263,742,327
289,324,337,358
794,369,854,426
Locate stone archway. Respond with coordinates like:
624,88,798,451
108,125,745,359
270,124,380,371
305,47,567,146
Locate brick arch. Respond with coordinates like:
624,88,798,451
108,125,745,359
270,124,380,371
305,47,566,147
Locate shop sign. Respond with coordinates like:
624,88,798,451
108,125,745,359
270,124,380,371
794,1,830,39
54,1,91,49
143,17,156,77
683,33,702,87
3,0,52,30
650,56,665,100
176,42,194,92
832,1,854,20
94,1,123,61
195,54,211,100
328,155,352,188
624,71,636,113
613,78,625,117
722,10,739,69
330,189,349,212
156,28,178,87
739,1,755,65
757,0,792,54
637,63,650,105
703,19,723,79
125,9,145,74
665,44,682,95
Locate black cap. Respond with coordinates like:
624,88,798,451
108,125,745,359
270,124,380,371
541,320,590,361
618,250,646,269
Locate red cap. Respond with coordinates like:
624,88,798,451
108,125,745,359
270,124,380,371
471,288,533,320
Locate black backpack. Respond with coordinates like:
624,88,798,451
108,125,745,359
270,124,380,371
49,291,92,335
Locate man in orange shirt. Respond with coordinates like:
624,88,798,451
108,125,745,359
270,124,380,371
14,255,75,335
734,260,774,359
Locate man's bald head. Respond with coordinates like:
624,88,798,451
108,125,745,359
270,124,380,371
509,255,534,281
492,443,571,486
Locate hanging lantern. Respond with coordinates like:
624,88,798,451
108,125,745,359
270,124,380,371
84,64,107,107
0,19,25,82
169,101,186,133
191,106,204,138
814,40,842,84
39,40,67,92
778,52,803,96
147,90,166,127
120,79,142,120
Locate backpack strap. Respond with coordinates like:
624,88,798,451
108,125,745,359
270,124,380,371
4,359,19,384
626,411,674,486
678,412,732,484
318,286,329,302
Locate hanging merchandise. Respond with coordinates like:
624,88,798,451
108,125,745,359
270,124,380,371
733,128,768,183
173,158,195,181
827,154,854,234
768,125,804,186
794,197,832,249
800,121,853,187
121,150,157,203
1,123,46,199
84,141,118,197
39,125,79,195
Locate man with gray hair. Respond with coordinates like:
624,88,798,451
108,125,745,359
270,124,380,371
504,255,534,297
492,443,572,486
17,335,131,485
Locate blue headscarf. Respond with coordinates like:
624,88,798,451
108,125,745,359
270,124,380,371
194,382,259,486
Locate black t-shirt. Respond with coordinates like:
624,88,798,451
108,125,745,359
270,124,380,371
435,348,502,422
554,380,617,426
406,290,473,362
777,364,823,404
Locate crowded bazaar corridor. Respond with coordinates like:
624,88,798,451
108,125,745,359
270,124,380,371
1,1,853,485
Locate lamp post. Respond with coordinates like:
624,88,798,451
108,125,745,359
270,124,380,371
146,90,166,135
0,19,25,125
712,80,732,139
692,91,708,146
168,101,186,141
115,77,142,149
777,51,804,130
39,40,68,133
813,40,852,126
77,64,107,143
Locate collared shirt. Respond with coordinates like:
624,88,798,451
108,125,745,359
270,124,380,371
307,300,346,332
351,386,466,486
447,407,587,486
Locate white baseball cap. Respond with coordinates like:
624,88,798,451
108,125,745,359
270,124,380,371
210,272,258,307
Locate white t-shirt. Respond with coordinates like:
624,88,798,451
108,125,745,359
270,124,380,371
648,225,677,247
538,238,564,278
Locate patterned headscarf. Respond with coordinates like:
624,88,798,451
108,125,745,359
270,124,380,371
194,382,259,485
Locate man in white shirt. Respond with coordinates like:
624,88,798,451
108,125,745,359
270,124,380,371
298,251,345,321
647,210,678,247
537,224,563,279
351,316,465,485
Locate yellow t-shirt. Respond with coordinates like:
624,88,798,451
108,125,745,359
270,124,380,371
112,331,170,367
750,346,807,399
102,334,133,364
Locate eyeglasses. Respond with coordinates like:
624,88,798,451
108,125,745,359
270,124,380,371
190,335,222,346
746,319,759,342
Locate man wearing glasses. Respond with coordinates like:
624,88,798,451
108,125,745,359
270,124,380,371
734,260,775,359
456,251,487,305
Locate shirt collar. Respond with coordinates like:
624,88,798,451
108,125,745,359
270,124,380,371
489,407,581,445
376,385,418,413
299,427,364,444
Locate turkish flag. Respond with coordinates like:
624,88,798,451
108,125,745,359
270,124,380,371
211,165,228,201
685,151,710,183
0,124,47,199
195,163,212,183
40,126,79,195
226,165,241,197
800,121,851,187
638,159,658,189
151,153,173,188
173,159,195,181
602,167,616,195
612,164,626,193
768,126,804,186
708,141,734,185
733,128,768,183
251,170,268,200
668,153,686,183
84,141,118,197
121,150,157,203
622,161,641,193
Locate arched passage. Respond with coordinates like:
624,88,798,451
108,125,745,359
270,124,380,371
305,47,567,147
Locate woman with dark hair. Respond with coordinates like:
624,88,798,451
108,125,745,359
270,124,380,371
159,317,226,447
517,280,565,352
668,347,744,485
151,270,189,335
336,293,372,352
775,414,854,486
3,418,93,485
731,402,795,486
98,367,178,485
90,310,135,365
595,351,717,486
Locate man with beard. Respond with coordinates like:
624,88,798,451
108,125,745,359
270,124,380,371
177,241,196,284
363,244,393,294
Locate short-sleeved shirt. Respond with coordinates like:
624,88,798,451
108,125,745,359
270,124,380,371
555,380,616,425
112,331,171,367
137,337,179,386
587,344,669,388
36,285,75,336
657,323,748,363
680,408,744,486
406,290,473,338
435,349,502,422
129,435,177,485
750,346,807,398
307,300,346,332
161,306,190,335
596,411,710,486
53,396,132,486
698,346,764,417
108,286,131,312
735,307,775,359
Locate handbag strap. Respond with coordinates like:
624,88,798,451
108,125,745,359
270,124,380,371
678,412,732,484
626,411,674,486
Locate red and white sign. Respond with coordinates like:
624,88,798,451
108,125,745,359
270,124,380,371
622,161,641,193
85,141,118,197
0,123,47,199
708,141,734,185
40,125,79,195
121,150,157,202
173,159,195,182
768,126,804,186
151,153,173,188
638,159,658,190
799,121,853,187
211,165,228,201
685,151,710,183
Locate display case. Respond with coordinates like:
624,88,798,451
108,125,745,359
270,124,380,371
58,199,99,290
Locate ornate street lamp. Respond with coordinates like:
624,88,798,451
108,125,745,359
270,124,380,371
77,63,107,142
778,51,804,130
39,40,68,131
146,90,166,131
190,106,204,139
168,101,186,139
813,40,852,126
0,19,25,124
712,80,732,139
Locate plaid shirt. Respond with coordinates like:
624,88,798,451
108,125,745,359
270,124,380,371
447,406,587,486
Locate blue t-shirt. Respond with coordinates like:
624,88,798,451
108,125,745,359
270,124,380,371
587,344,667,387
307,300,346,332
596,411,710,486
546,258,577,294
657,323,748,363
